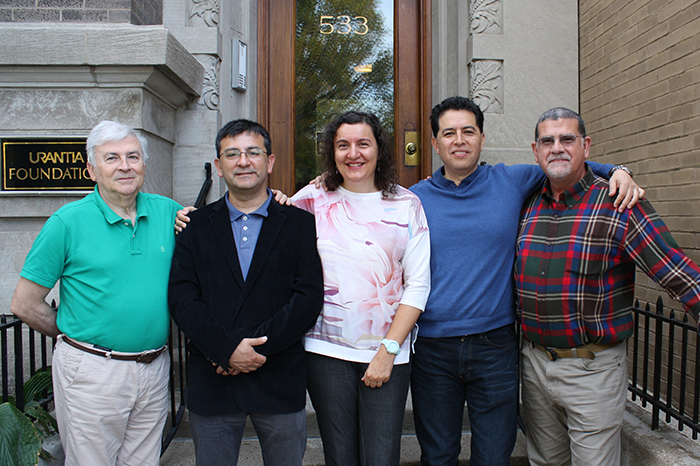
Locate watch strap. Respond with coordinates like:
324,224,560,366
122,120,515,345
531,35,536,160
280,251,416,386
381,338,401,355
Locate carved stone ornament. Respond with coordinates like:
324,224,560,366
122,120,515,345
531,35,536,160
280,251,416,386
187,0,220,27
470,0,502,34
196,55,220,110
469,60,503,114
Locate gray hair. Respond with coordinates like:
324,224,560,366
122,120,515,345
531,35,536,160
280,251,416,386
86,121,148,165
534,107,587,140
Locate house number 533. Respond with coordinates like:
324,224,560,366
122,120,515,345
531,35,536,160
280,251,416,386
319,15,369,35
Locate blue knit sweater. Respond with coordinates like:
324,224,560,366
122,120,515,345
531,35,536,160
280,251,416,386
410,161,614,337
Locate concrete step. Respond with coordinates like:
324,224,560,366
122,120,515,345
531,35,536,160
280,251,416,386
160,393,528,465
161,431,528,466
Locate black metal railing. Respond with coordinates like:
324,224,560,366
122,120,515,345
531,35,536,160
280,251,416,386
629,296,700,440
194,162,213,209
161,324,189,453
0,314,54,411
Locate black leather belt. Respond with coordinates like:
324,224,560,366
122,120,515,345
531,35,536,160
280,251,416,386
61,335,166,364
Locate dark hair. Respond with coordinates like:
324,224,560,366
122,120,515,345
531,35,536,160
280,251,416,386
321,111,397,197
534,107,587,140
430,96,484,137
215,119,272,157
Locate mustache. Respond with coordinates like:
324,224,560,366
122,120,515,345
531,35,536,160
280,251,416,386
546,154,571,163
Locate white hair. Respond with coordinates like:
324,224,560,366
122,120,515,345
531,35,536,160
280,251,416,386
86,121,149,165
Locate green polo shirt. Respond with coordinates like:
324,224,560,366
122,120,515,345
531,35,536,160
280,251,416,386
21,186,182,352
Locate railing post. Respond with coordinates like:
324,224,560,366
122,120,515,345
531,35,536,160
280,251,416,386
194,163,213,209
651,296,664,430
678,313,689,432
631,299,640,401
642,301,652,407
13,318,24,411
1,315,8,404
694,321,700,440
665,309,676,423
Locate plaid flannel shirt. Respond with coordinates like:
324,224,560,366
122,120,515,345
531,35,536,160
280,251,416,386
515,166,700,348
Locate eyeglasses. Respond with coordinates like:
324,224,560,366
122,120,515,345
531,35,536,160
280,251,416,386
536,135,582,148
219,148,267,160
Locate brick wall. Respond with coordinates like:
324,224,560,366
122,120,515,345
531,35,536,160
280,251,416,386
580,0,700,422
0,0,162,24
579,0,700,316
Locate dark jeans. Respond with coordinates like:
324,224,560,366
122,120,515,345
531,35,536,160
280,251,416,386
306,352,411,466
189,409,306,466
411,324,519,466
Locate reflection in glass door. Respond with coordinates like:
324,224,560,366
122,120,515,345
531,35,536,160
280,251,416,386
294,0,394,191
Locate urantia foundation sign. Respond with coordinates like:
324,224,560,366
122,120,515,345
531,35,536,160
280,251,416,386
2,139,95,191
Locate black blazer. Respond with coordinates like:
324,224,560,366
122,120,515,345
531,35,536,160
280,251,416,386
168,196,323,415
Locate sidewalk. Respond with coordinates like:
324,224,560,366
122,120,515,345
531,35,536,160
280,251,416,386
159,392,529,466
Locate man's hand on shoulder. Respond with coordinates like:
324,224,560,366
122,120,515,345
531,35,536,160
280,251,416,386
271,190,295,207
175,206,197,234
308,174,332,191
227,336,268,374
608,169,645,212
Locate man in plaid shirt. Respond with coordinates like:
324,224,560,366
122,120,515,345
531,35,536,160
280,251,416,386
515,107,700,466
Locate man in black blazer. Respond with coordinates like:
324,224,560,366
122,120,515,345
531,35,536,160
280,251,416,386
168,119,324,466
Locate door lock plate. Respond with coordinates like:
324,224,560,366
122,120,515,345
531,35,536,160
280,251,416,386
404,131,420,166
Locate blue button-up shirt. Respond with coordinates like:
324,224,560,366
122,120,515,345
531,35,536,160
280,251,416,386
225,190,272,280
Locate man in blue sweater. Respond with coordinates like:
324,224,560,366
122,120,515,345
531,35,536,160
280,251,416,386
408,96,642,466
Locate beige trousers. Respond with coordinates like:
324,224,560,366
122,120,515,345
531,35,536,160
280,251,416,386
521,341,628,466
53,338,170,466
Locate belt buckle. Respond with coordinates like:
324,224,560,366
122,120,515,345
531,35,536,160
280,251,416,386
136,349,158,364
545,347,558,361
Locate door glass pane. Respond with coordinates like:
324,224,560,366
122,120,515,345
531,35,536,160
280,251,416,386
295,0,394,191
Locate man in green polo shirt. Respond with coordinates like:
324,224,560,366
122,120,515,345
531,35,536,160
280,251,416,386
11,120,182,466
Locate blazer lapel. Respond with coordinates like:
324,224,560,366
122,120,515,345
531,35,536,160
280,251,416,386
240,202,287,297
209,197,245,288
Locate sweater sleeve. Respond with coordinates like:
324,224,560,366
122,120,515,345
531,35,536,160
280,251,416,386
588,161,617,179
503,164,546,199
504,161,616,201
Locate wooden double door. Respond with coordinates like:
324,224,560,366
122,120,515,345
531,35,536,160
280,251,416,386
258,0,432,195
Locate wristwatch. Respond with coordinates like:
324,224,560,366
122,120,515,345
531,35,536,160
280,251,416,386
381,338,401,355
609,165,633,178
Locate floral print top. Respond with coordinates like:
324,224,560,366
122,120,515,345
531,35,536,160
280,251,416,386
292,185,430,364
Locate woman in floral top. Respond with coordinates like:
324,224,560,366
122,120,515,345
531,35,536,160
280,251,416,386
292,111,431,466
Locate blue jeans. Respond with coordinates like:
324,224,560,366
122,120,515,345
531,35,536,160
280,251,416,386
306,352,411,466
411,324,519,466
188,409,306,466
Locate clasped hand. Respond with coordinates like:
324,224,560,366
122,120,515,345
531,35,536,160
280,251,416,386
212,336,267,376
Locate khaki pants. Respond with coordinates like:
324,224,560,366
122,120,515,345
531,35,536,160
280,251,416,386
521,341,628,466
53,338,170,466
